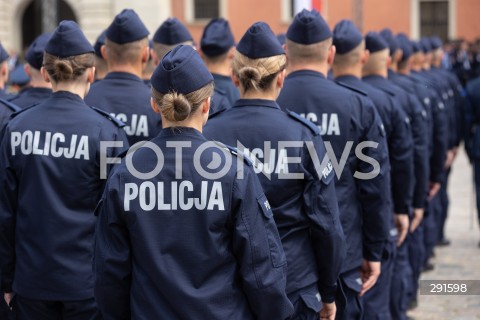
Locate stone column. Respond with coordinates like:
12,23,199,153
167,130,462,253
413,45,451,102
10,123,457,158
42,0,58,33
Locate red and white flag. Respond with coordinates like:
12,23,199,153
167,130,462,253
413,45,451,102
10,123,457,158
293,0,323,15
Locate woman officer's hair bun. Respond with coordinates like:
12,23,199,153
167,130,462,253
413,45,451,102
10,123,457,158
238,66,261,91
150,45,214,123
161,91,192,122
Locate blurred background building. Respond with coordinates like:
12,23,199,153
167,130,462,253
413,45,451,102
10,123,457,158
1,0,480,53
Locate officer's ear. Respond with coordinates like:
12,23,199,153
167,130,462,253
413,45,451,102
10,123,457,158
150,98,160,114
228,47,235,60
277,69,286,89
0,62,8,79
100,45,107,61
327,45,336,65
202,96,211,115
387,55,392,68
231,70,240,87
361,50,370,65
141,45,149,64
87,67,95,84
152,50,160,66
40,66,51,83
24,64,32,78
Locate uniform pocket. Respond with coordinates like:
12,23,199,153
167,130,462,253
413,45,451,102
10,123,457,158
257,194,287,268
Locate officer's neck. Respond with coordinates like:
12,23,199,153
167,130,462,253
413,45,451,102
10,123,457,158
287,62,329,78
106,62,143,78
51,82,89,99
332,64,362,79
205,61,232,77
397,67,410,75
161,117,204,133
240,89,277,101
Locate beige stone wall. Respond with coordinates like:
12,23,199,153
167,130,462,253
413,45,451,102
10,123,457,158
0,0,171,53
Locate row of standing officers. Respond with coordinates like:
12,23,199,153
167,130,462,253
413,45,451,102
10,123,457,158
0,6,472,320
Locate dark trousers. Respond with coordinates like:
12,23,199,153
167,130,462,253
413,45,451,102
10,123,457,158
362,240,396,320
408,222,425,302
474,160,480,224
14,295,100,320
390,236,413,320
422,199,437,266
435,169,450,243
335,270,363,320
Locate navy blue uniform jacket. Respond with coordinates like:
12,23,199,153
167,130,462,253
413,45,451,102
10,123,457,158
335,75,414,215
94,127,293,320
8,87,52,109
204,98,346,304
277,70,390,276
85,72,162,145
0,91,128,300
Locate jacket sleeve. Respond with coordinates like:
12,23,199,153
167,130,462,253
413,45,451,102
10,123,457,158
94,172,131,320
231,165,293,320
357,100,390,262
0,125,17,292
388,98,414,214
302,133,345,303
430,96,449,183
408,95,430,209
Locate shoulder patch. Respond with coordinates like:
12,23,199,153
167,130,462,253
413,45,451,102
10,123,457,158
335,81,368,96
213,141,253,167
90,106,125,128
0,98,21,112
286,110,320,135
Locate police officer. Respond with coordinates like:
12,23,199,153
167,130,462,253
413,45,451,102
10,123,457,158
92,30,107,81
200,18,239,106
8,33,52,108
276,10,390,320
152,17,194,63
85,9,162,145
332,24,414,320
204,21,345,320
94,44,293,320
0,43,12,100
0,20,128,319
464,71,480,247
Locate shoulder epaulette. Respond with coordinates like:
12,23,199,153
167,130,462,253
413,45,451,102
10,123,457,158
90,106,125,128
9,103,39,117
286,109,320,135
213,141,253,167
376,86,396,97
0,98,21,112
335,81,368,96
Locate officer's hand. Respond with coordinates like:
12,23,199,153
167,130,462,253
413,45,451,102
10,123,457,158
319,301,336,320
394,214,409,246
428,182,441,200
359,260,381,296
410,208,424,233
4,292,13,308
444,150,455,169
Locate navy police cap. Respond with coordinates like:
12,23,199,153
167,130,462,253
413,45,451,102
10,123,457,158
200,18,235,57
106,9,149,44
236,22,284,59
430,36,443,50
333,20,363,54
396,33,413,61
0,42,8,63
25,32,51,70
153,18,193,45
45,21,94,58
411,40,422,53
420,37,432,53
276,33,286,46
287,9,332,45
380,28,399,54
365,31,389,53
93,30,106,58
151,45,213,95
